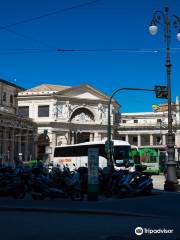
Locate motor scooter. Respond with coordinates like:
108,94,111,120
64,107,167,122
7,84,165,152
117,165,153,197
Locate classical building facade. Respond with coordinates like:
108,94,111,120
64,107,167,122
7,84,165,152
117,98,180,160
0,79,37,166
18,84,119,161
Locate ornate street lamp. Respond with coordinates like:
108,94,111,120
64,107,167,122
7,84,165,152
149,3,180,191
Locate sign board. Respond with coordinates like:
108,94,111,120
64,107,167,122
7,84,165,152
88,148,99,201
88,148,99,184
154,85,168,99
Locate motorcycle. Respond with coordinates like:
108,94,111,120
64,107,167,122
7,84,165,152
0,170,26,199
62,170,84,201
117,165,153,197
31,175,67,200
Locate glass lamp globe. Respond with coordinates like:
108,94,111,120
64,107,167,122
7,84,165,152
177,32,180,42
149,25,158,35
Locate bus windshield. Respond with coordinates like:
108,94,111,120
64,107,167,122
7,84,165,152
130,146,160,174
139,148,158,163
113,146,131,166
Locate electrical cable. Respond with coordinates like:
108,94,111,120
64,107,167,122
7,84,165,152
0,47,179,55
0,0,104,49
0,25,55,49
0,0,103,30
56,47,180,53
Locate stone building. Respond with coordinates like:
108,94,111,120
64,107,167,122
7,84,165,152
0,79,37,166
117,97,180,160
18,83,119,161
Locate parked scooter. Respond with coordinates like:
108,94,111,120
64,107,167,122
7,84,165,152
31,175,67,200
0,167,26,199
118,165,153,197
31,166,83,200
62,170,83,201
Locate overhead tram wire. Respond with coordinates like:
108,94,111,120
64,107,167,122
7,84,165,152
0,0,103,30
56,48,159,53
0,0,104,51
0,49,54,55
0,47,180,55
56,48,180,53
0,24,55,50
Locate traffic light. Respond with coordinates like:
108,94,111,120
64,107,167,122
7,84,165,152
105,140,114,154
154,85,168,99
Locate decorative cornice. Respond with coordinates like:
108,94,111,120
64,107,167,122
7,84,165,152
0,112,37,130
37,121,107,131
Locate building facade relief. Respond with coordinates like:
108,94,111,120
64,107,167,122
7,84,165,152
18,84,119,161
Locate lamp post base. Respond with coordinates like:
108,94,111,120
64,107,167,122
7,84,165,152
164,181,180,192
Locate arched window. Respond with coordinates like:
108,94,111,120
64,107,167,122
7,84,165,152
70,108,94,123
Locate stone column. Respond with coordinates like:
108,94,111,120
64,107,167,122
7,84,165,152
17,130,22,157
125,135,129,142
138,135,141,147
94,132,100,141
10,129,15,167
150,135,154,146
162,134,166,145
2,127,8,165
71,132,75,144
33,134,38,160
65,132,69,144
24,131,29,162
50,132,57,161
90,133,94,142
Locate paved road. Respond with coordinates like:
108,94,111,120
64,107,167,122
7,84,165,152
0,211,179,240
0,175,180,240
1,189,180,217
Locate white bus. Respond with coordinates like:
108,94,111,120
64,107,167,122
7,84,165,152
53,140,131,170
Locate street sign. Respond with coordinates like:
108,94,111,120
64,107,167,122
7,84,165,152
87,148,99,201
154,85,168,99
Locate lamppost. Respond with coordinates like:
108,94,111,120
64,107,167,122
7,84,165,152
106,87,155,168
149,3,180,191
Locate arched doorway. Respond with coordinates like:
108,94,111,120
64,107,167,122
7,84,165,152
76,132,91,143
70,108,95,144
37,133,50,160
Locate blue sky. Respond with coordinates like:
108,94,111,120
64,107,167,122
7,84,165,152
0,0,180,112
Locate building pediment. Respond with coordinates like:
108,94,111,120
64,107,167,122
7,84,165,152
55,84,110,101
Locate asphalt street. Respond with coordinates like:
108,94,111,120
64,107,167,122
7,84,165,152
0,211,179,240
0,175,179,240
